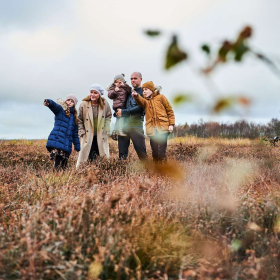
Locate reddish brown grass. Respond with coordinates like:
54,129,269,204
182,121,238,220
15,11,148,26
1,138,280,279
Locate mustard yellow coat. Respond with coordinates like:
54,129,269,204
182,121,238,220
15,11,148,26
133,92,175,136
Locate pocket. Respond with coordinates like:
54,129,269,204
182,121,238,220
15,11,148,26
158,116,169,122
158,116,169,131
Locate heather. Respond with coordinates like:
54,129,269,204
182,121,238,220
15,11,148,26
1,138,280,280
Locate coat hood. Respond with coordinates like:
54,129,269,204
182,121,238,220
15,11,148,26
145,90,160,100
57,98,68,110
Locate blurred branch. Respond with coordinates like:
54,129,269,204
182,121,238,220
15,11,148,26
250,49,280,79
144,25,280,114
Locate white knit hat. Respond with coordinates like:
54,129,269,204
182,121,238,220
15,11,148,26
89,84,104,96
65,94,78,105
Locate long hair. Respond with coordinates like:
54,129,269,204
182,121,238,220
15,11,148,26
57,99,79,124
65,105,79,125
82,95,105,110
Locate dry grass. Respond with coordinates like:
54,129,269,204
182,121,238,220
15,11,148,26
1,137,280,279
170,136,253,146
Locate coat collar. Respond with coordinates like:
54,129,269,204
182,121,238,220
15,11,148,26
145,91,159,100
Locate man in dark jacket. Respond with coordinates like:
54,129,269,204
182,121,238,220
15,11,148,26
116,72,148,160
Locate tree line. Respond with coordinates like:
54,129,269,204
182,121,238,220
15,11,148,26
173,118,280,139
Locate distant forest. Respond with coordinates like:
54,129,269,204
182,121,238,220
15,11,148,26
173,118,280,139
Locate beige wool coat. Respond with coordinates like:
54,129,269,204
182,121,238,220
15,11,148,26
76,96,112,167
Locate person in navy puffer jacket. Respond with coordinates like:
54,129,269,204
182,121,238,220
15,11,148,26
44,94,80,170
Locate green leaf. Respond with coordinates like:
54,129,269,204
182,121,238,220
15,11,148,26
233,42,249,62
213,97,233,113
144,30,161,37
172,94,192,106
201,44,211,55
165,35,188,70
218,41,232,62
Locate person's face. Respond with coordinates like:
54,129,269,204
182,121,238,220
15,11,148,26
65,99,75,108
114,79,123,87
143,88,153,98
90,90,100,102
130,73,142,89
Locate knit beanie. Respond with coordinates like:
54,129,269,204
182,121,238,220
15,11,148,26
142,81,155,92
114,73,125,82
89,84,104,95
65,94,78,105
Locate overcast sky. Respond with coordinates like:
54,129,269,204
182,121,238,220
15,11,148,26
1,0,280,139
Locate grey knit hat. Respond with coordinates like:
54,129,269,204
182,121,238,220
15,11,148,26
114,73,125,82
65,94,78,105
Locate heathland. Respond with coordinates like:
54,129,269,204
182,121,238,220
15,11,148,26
1,137,280,280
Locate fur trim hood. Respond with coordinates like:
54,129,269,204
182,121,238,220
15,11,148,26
56,98,75,115
57,98,68,110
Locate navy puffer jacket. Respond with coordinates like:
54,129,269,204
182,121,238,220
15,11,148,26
46,99,80,154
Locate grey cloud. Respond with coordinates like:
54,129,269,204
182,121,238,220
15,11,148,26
1,0,280,139
0,0,76,30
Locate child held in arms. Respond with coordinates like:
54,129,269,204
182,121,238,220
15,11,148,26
132,81,175,161
44,95,80,170
108,74,132,139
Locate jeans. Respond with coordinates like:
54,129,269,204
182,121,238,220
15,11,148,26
118,128,147,160
149,132,169,162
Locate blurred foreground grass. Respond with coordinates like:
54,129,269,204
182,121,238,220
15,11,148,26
1,138,280,279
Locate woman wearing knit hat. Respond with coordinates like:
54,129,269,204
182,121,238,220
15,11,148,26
76,84,112,167
132,81,175,161
44,95,80,170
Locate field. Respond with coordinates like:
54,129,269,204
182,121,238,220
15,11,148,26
1,137,280,280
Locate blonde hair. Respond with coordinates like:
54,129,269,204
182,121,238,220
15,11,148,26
65,105,79,125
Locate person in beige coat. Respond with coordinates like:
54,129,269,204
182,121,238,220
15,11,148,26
76,84,112,168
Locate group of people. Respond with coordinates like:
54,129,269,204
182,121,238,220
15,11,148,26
44,72,175,170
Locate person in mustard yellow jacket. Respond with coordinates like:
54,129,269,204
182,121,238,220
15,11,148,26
132,81,175,161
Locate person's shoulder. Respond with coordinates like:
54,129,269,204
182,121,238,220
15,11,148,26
80,98,90,105
108,84,115,90
136,88,143,95
159,94,167,100
122,83,132,90
102,97,109,105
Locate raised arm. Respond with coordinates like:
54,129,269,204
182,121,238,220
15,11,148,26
132,93,148,108
121,102,144,116
44,99,62,115
77,103,86,137
107,85,119,100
